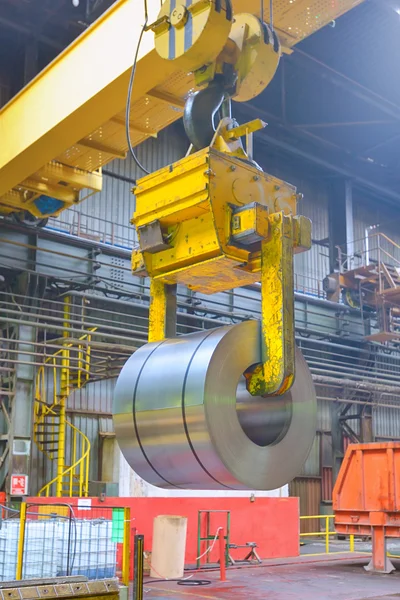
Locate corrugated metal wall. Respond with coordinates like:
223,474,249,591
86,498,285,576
289,478,321,533
300,433,320,477
373,406,400,440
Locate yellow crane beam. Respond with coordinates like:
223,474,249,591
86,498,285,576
0,0,175,197
0,0,365,207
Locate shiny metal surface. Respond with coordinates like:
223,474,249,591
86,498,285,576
236,378,292,447
113,320,317,490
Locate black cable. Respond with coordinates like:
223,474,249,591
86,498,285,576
125,4,150,178
178,579,211,586
270,0,273,29
144,578,211,586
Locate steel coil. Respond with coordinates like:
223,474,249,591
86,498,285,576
113,320,316,490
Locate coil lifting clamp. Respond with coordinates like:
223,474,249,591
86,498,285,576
132,0,312,397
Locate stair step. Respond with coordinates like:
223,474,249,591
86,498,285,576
38,440,59,447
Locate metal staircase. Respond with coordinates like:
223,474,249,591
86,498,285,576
34,297,95,497
330,233,400,344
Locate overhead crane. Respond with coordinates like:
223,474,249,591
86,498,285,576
0,0,366,490
0,0,365,224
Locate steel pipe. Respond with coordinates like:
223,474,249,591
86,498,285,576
113,320,317,490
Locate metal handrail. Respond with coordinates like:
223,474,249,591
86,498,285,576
300,515,355,555
38,422,91,497
34,322,95,497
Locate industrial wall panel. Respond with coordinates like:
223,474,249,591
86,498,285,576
300,432,320,477
294,187,330,297
289,477,321,533
316,397,332,432
68,378,116,414
373,406,400,439
321,467,333,503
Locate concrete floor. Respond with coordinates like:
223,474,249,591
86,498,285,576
142,555,400,599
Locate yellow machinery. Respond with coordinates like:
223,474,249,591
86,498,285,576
0,0,365,225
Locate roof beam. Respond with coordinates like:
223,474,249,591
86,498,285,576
78,138,126,159
240,104,400,205
290,49,400,122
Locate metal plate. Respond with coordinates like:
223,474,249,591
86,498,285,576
113,320,317,490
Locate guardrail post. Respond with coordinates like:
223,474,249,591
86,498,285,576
350,534,355,553
122,507,131,586
219,528,226,582
133,533,144,600
325,516,330,554
16,502,27,580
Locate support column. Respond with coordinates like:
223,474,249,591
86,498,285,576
57,296,71,497
360,404,373,443
328,179,354,273
148,281,177,342
331,403,344,486
365,524,395,574
7,325,36,498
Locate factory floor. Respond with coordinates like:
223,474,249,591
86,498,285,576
143,554,400,599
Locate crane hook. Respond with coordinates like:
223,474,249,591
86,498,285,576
183,78,227,151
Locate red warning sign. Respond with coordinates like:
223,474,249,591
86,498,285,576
10,474,28,496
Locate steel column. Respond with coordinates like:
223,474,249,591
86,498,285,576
328,179,353,272
148,281,177,342
331,404,344,486
8,325,36,498
345,180,354,269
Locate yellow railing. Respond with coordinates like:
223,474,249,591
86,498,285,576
300,515,355,555
34,296,96,497
35,353,92,496
38,423,91,497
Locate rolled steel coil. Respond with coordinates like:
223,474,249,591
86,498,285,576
113,320,316,490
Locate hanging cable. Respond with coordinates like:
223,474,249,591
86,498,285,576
125,1,150,177
270,0,274,29
260,0,264,21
